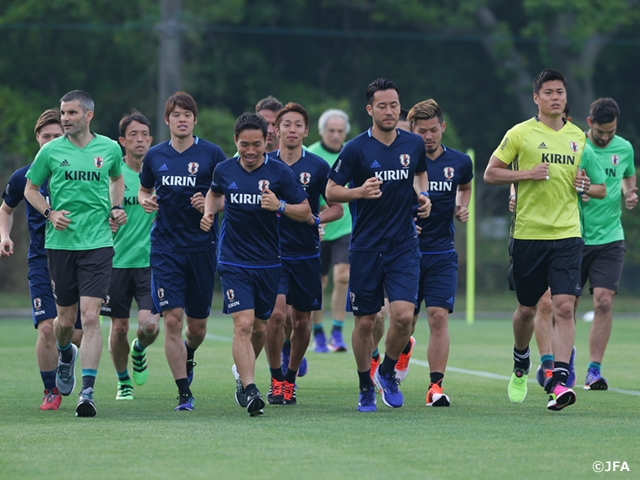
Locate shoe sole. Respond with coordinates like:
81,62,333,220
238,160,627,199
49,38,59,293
584,379,608,391
267,396,284,405
76,400,97,417
357,406,377,412
547,390,576,411
427,394,451,407
247,396,265,416
174,405,194,411
116,396,134,401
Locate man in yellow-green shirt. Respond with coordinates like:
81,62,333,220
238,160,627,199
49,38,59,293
484,69,606,411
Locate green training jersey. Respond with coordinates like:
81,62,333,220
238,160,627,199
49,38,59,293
112,160,156,268
26,133,122,251
493,117,606,240
580,135,635,246
307,141,352,241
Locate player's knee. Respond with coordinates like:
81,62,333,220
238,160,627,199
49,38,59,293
81,311,101,330
517,304,536,322
356,317,375,335
594,294,613,315
428,311,448,332
164,314,183,333
142,321,159,336
111,319,129,337
251,327,265,344
269,308,286,327
38,320,55,339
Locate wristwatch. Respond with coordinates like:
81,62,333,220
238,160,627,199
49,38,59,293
43,207,52,219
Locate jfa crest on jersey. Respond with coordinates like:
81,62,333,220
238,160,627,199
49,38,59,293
400,154,411,167
258,179,270,192
611,155,619,166
300,172,311,185
444,167,455,179
94,157,104,168
188,162,199,175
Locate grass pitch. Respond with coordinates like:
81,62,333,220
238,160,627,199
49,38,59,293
0,315,638,479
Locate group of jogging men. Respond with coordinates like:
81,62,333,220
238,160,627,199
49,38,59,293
0,68,634,416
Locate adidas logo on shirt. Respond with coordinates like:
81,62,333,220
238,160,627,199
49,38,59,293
59,159,70,167
538,142,548,149
159,164,169,172
229,182,238,189
370,160,381,168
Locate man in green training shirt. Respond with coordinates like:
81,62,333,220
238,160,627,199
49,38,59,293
101,110,159,400
25,90,126,417
577,97,637,390
308,109,352,353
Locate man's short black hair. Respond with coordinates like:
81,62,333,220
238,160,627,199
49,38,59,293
119,110,152,138
234,113,267,138
589,98,620,125
366,78,399,104
532,69,567,94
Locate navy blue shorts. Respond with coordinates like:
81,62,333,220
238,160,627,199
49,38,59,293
415,251,458,315
28,257,81,329
347,244,420,316
218,263,280,320
150,249,216,319
278,256,323,312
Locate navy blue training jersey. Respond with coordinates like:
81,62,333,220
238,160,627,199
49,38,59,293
211,154,308,267
273,149,330,258
328,128,427,251
2,164,49,260
417,146,474,253
140,137,226,252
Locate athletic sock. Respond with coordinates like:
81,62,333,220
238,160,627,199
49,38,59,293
402,339,412,355
117,369,131,382
541,354,554,371
58,342,73,363
185,342,196,362
552,361,570,386
358,370,373,390
513,346,530,371
588,361,601,371
81,369,97,391
430,372,444,386
283,339,291,349
175,378,191,397
270,367,285,382
331,320,344,332
372,347,379,359
40,370,56,390
284,368,297,384
245,383,258,396
313,324,324,335
133,339,145,353
378,354,398,376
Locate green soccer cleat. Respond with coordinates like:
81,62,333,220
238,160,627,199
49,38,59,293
508,368,529,403
116,380,134,400
131,339,149,386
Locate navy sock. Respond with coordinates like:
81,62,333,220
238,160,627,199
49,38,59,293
378,354,398,376
81,369,97,391
332,320,344,332
270,367,284,382
133,339,145,353
402,339,412,355
513,346,531,371
430,372,444,386
313,324,324,335
283,339,291,349
58,342,73,363
284,368,297,384
176,378,191,397
541,354,554,371
245,383,258,396
358,370,373,390
40,370,56,390
185,341,196,361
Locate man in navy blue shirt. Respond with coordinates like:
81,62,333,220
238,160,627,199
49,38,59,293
0,109,83,411
264,103,343,406
326,78,431,412
408,99,473,407
201,113,313,416
139,92,226,412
